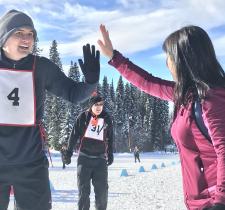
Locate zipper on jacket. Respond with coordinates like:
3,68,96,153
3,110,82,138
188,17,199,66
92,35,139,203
13,63,16,69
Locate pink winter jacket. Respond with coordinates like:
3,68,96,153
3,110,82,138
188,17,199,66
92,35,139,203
109,51,225,210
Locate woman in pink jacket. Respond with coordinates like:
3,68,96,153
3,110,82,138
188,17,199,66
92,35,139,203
97,25,225,210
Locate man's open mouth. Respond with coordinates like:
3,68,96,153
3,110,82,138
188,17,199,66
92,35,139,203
19,46,29,50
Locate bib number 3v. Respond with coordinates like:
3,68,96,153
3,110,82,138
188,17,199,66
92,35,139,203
7,88,20,106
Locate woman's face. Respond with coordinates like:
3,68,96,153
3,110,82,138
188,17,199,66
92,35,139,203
91,101,104,116
166,55,177,81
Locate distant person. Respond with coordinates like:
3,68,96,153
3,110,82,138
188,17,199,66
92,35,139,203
60,144,68,169
133,146,140,163
98,24,225,210
0,9,99,210
64,95,114,210
164,147,167,153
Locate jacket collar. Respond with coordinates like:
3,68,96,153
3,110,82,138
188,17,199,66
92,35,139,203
0,48,32,69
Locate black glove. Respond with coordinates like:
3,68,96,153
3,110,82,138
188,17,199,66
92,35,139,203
63,150,73,165
78,44,100,84
205,204,225,210
107,153,114,166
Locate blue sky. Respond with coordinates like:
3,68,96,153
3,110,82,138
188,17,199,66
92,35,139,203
1,0,225,84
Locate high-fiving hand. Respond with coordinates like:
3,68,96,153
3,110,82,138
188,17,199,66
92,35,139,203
97,24,114,60
78,44,100,84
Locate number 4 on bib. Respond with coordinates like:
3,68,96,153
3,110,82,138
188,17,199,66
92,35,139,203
7,88,20,106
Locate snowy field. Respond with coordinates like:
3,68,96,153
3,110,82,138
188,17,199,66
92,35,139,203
9,152,186,210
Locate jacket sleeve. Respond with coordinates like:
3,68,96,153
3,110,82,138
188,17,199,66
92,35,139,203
40,57,97,103
67,113,83,153
202,89,225,204
109,50,175,102
106,114,114,156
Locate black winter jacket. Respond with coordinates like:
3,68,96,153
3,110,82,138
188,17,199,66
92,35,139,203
0,50,97,166
67,110,114,159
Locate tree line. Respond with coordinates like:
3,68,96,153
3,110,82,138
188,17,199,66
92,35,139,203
35,40,172,152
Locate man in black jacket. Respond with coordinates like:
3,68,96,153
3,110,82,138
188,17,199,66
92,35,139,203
65,95,114,210
0,9,100,210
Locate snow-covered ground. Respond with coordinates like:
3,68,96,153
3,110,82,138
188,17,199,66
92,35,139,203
9,152,186,210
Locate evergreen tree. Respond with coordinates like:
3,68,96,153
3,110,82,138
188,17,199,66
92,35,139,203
102,76,113,114
141,94,153,151
157,100,170,150
97,83,102,95
114,76,126,151
147,97,169,151
123,83,132,149
48,96,64,150
45,40,67,150
110,79,116,104
129,86,145,150
124,83,131,117
129,85,140,124
109,79,116,118
49,40,62,69
62,61,82,145
32,37,42,56
140,93,148,128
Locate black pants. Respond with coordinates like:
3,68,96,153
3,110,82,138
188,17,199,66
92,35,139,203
0,157,52,210
134,154,140,162
62,162,66,169
77,156,108,210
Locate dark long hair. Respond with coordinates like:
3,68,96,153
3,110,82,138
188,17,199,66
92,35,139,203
163,25,225,109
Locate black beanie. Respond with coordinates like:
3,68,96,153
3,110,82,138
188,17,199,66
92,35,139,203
89,95,104,107
0,9,37,47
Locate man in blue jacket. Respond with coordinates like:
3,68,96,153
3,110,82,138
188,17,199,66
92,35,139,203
0,9,100,210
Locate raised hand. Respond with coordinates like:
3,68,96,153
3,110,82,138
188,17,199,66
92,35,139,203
97,24,114,60
78,44,100,84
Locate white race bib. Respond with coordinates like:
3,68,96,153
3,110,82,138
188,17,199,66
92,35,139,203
84,117,104,141
0,69,35,126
